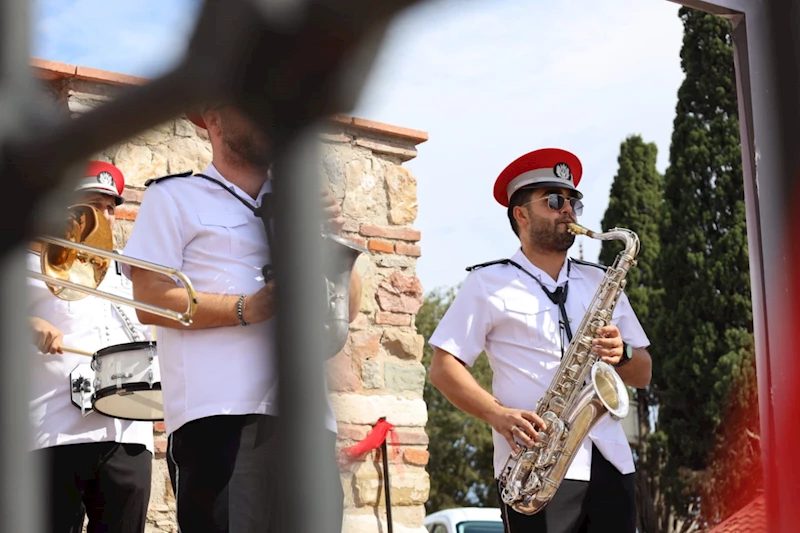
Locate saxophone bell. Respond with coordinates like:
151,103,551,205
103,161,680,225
321,231,367,356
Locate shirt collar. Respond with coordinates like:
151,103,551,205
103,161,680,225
510,248,581,289
201,163,272,207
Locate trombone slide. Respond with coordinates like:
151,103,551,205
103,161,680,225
32,235,198,326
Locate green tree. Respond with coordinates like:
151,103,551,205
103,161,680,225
598,134,666,533
655,7,759,528
416,287,497,513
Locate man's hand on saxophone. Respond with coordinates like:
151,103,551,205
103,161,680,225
592,324,653,389
429,347,547,456
592,325,625,365
486,404,547,455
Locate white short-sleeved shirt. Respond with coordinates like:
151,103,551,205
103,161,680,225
27,251,155,453
429,249,650,481
122,163,338,435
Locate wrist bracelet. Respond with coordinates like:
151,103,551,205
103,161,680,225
237,294,249,326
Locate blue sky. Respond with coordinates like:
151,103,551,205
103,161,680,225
32,0,686,294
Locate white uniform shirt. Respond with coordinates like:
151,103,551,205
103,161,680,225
429,249,650,481
122,163,338,435
27,251,155,453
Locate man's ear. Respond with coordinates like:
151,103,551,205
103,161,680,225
512,204,529,229
202,109,220,133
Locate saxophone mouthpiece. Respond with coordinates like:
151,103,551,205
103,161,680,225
566,222,592,237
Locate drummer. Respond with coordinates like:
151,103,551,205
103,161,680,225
27,160,154,533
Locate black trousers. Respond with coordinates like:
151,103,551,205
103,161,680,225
498,445,636,533
167,414,344,533
35,442,153,533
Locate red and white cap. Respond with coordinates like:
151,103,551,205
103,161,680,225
493,148,583,207
76,161,126,205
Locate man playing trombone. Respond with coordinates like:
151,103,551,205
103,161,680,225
27,160,154,533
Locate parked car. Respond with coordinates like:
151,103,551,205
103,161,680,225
424,507,504,533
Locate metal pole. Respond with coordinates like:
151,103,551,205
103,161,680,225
380,420,394,533
0,0,46,529
270,126,334,533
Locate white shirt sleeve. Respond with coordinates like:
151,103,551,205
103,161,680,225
121,184,186,280
613,291,650,349
428,272,494,367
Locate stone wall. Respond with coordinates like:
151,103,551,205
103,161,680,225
32,58,430,533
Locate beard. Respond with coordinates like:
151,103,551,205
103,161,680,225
527,211,576,253
220,116,271,168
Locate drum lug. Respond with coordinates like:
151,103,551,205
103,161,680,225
148,369,154,386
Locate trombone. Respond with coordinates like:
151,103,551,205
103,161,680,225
27,204,198,326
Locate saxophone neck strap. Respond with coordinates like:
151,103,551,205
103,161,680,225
467,258,573,342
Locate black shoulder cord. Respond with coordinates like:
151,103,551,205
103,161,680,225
467,258,574,348
193,173,276,283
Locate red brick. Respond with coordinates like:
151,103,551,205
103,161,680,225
336,424,369,442
368,239,394,254
31,58,76,80
393,429,429,445
359,225,421,242
375,312,411,326
344,235,367,249
395,243,421,257
75,65,148,86
154,437,168,457
153,421,166,434
403,449,430,466
122,187,144,204
350,117,429,144
116,205,138,221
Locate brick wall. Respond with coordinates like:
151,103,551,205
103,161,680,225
32,58,430,533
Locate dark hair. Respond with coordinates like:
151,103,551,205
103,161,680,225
507,186,538,237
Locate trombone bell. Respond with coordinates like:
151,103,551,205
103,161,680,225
29,204,198,326
41,204,113,301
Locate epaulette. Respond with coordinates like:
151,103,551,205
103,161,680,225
144,170,193,187
466,259,513,272
569,258,608,271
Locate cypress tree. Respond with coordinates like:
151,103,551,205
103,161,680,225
655,7,757,523
598,134,665,533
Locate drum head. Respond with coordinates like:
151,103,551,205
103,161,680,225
93,383,163,421
95,340,157,358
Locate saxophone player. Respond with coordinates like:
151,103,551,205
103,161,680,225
429,148,652,533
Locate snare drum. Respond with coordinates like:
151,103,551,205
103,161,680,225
90,341,163,421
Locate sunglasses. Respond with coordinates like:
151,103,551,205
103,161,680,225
525,193,584,216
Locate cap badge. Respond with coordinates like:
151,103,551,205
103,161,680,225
97,171,114,187
554,163,572,182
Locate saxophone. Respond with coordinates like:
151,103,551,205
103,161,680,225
497,222,640,515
